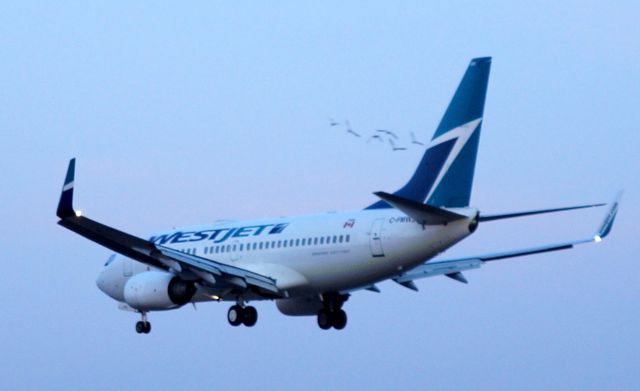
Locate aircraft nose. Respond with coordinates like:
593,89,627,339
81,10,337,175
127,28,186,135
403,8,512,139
95,254,125,301
96,269,107,293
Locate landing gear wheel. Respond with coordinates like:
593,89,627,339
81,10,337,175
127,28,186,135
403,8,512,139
317,309,332,330
135,321,151,334
332,309,347,330
242,306,258,327
227,305,244,326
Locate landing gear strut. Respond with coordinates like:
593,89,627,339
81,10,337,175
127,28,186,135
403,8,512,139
227,304,258,327
135,312,151,334
317,293,349,330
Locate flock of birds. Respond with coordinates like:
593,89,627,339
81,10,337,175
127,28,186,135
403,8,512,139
329,118,426,151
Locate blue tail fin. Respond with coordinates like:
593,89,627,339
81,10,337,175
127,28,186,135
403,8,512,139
367,57,491,209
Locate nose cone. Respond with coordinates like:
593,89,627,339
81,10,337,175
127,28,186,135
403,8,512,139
96,269,108,294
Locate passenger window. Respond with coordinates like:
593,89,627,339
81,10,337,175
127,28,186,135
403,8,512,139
314,238,318,245
295,239,300,246
333,236,337,243
283,240,287,248
259,242,263,250
339,235,343,243
346,235,350,242
320,237,324,245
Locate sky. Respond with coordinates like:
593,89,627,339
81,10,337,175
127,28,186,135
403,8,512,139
1,1,638,390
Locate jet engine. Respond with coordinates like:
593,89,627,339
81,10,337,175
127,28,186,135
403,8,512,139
124,271,196,311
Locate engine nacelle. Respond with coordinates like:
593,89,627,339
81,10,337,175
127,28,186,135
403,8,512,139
276,297,323,316
124,271,196,311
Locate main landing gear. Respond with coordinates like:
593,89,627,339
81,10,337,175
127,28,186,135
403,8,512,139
135,312,151,334
317,293,348,330
227,304,258,327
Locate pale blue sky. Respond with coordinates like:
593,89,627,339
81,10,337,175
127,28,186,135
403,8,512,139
1,2,638,390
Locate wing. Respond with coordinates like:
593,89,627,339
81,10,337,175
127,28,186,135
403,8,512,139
478,203,605,222
392,193,621,290
56,159,281,298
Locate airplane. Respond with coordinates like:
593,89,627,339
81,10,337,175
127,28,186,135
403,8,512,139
56,57,620,334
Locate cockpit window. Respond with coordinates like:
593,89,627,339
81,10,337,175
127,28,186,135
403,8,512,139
104,254,116,266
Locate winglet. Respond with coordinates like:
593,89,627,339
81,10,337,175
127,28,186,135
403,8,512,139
57,158,77,219
594,191,622,242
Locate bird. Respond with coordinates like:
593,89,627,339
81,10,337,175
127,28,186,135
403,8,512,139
410,131,425,146
367,134,384,143
329,118,340,127
376,129,398,140
345,120,361,137
388,138,407,151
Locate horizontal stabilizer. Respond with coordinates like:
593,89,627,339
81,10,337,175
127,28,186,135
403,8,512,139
374,191,468,225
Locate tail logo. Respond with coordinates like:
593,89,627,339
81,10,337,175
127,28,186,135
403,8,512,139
424,118,482,203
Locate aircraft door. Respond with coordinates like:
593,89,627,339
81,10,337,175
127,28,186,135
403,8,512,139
369,218,385,257
230,239,241,262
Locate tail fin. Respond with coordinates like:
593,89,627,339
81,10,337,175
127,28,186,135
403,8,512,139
367,57,491,209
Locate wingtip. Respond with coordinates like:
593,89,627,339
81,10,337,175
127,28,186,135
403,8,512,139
57,158,77,219
595,191,622,241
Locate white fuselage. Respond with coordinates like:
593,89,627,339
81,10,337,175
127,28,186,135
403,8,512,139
96,208,476,303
